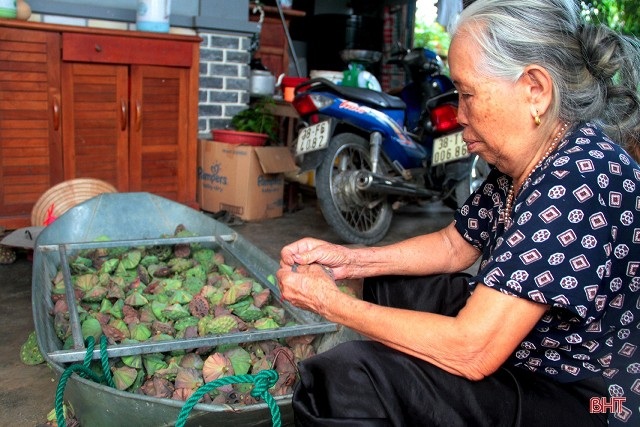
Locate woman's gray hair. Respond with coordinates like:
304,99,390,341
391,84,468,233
450,0,640,160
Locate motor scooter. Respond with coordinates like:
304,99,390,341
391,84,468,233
291,47,490,244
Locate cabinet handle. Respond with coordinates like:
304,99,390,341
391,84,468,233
120,99,128,131
135,100,142,131
52,96,60,131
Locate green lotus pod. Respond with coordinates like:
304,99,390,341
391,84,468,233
202,353,233,383
227,297,251,312
151,300,168,322
99,299,113,314
20,331,45,366
262,305,286,325
161,303,190,321
217,263,235,276
119,250,142,270
224,347,252,376
143,353,168,376
168,257,193,273
174,367,204,391
254,317,279,331
233,303,263,322
151,333,174,342
206,288,225,307
192,248,215,272
100,258,119,275
222,281,252,305
160,278,182,292
149,245,172,261
124,291,149,307
82,285,108,303
140,254,159,267
154,360,180,381
112,365,138,391
174,316,199,331
81,317,103,341
169,290,192,305
267,274,276,286
198,314,238,336
70,256,94,274
110,299,124,319
121,354,143,369
184,275,205,295
129,323,152,341
74,274,98,292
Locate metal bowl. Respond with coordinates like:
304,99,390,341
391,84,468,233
340,49,382,64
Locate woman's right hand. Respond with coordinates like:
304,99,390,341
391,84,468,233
280,237,354,280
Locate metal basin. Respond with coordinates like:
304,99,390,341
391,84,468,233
32,192,342,426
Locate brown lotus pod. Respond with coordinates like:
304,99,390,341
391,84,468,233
122,305,140,325
202,353,234,383
101,323,127,343
285,334,315,347
174,367,204,391
173,243,191,259
139,306,156,324
94,312,111,325
106,282,126,300
151,320,175,336
172,388,194,401
52,298,69,315
252,288,271,308
139,377,174,399
189,294,209,318
291,342,315,362
180,353,204,370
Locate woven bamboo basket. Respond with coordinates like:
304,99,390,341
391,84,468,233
31,178,118,226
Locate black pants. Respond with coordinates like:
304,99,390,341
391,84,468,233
292,274,607,426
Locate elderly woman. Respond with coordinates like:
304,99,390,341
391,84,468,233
276,0,640,426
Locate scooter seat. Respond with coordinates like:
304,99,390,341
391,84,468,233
299,78,407,110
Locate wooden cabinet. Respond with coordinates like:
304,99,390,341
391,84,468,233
0,22,200,229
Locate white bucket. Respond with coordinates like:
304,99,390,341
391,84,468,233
136,0,171,33
0,0,16,18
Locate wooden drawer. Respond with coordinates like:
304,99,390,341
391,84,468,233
62,33,193,67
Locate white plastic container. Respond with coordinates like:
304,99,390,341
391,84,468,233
136,0,171,33
0,0,16,18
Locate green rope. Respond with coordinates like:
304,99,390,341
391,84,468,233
175,369,281,427
55,336,281,427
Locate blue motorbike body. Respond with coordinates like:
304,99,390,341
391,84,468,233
317,96,428,169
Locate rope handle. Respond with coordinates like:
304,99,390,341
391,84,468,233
55,336,281,427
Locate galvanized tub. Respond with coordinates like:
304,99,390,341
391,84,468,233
32,192,343,426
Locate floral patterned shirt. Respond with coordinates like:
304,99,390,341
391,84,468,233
454,123,640,425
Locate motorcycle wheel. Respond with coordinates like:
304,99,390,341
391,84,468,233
315,133,393,245
446,154,491,209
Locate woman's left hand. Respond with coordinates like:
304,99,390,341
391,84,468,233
276,263,342,315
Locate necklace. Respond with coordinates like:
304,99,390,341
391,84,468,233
503,121,570,225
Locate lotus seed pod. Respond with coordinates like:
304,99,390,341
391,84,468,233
197,314,238,336
112,366,138,390
202,353,234,383
189,294,209,318
161,303,191,321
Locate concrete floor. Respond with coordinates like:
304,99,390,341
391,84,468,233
0,195,459,426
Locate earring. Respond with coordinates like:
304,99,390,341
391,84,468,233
534,109,541,126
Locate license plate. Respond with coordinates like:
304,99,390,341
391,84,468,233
431,131,467,166
296,121,330,155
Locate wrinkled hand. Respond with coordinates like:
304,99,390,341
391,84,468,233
280,237,353,280
276,263,341,315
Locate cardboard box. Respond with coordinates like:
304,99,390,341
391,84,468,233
197,140,297,221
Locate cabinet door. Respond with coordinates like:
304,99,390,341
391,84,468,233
61,62,129,190
0,27,62,229
129,65,190,202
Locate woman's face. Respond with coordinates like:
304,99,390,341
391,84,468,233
448,29,533,174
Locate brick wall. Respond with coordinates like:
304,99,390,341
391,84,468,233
198,32,252,138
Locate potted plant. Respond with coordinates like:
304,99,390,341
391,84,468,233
212,98,279,146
